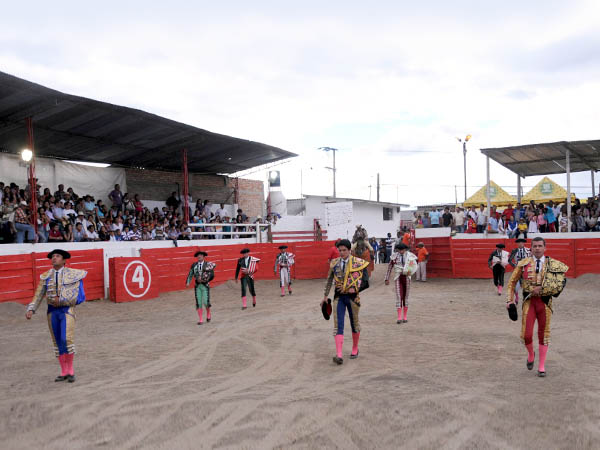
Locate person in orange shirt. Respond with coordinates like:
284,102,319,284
416,242,429,282
401,227,411,246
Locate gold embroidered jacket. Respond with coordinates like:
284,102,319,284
506,256,569,303
27,267,87,313
324,256,369,298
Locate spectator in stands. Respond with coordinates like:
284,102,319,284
141,226,152,241
429,208,441,228
83,195,96,214
134,194,144,213
488,214,499,233
237,208,247,222
123,193,135,214
477,204,487,233
215,203,227,218
63,201,77,222
64,223,74,242
422,212,430,228
166,191,180,212
85,224,99,241
1,196,16,242
507,216,518,238
48,222,64,242
453,207,465,233
179,223,192,240
130,225,142,241
98,225,110,241
54,184,67,200
442,207,453,228
73,222,85,242
121,225,131,241
167,226,178,241
502,204,514,222
14,202,37,243
114,229,124,241
108,184,124,211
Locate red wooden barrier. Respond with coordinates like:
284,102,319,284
109,257,159,302
0,249,105,305
574,239,600,277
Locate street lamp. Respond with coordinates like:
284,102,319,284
456,135,471,202
21,148,33,162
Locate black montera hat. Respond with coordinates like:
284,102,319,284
395,243,409,250
278,245,288,249
496,243,506,248
322,298,332,320
515,238,527,243
508,303,518,322
194,250,208,257
240,248,250,254
47,249,71,259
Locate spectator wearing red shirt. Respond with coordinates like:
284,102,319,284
502,204,514,221
48,223,64,242
328,239,341,263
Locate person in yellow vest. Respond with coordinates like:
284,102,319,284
26,249,87,383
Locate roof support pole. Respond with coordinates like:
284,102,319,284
592,170,596,198
182,149,190,224
26,117,38,243
566,149,571,233
486,155,491,236
517,174,521,203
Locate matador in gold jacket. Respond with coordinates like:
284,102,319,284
322,239,370,365
26,249,87,383
506,237,568,377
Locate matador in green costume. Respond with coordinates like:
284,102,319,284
186,250,216,325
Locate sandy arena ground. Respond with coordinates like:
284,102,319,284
1,265,600,449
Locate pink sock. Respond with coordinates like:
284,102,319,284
58,355,67,376
242,296,247,308
397,308,402,321
538,344,548,372
197,308,203,323
281,286,285,295
403,307,408,320
65,353,74,375
499,285,503,295
206,307,211,320
351,332,360,356
252,296,256,305
334,335,344,358
525,342,534,363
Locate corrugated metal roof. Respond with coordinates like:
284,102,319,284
480,140,600,177
0,71,296,174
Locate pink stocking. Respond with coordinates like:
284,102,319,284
334,335,344,358
197,308,203,323
538,344,548,372
242,296,247,308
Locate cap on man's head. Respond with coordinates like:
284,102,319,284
278,245,288,249
194,250,208,257
395,243,409,251
47,249,71,260
515,238,527,243
496,243,506,248
240,248,250,254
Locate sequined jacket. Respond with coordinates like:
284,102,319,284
506,256,569,305
27,267,87,313
324,256,369,299
186,261,216,287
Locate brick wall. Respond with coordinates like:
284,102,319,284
125,168,264,216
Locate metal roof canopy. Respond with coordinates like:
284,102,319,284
480,140,600,178
0,71,296,174
480,140,600,233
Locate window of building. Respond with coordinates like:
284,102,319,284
383,207,393,221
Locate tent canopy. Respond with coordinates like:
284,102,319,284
463,180,516,207
521,176,575,204
480,140,600,178
0,71,296,174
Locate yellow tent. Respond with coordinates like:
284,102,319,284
463,180,517,207
521,176,575,204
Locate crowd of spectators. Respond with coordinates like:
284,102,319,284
412,198,600,237
1,181,275,244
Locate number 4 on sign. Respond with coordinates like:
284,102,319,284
132,265,145,289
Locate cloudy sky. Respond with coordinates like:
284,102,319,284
2,1,600,206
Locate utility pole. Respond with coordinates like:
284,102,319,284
319,147,338,198
377,173,380,202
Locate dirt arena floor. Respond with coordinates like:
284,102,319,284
1,265,600,449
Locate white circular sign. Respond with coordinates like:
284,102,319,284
123,260,152,298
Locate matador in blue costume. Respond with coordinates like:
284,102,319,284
26,249,86,383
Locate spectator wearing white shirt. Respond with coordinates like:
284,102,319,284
215,203,227,218
73,223,86,242
85,225,99,241
476,204,487,233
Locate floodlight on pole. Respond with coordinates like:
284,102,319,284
21,148,33,162
456,135,472,202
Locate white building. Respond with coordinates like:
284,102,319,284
286,195,409,239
